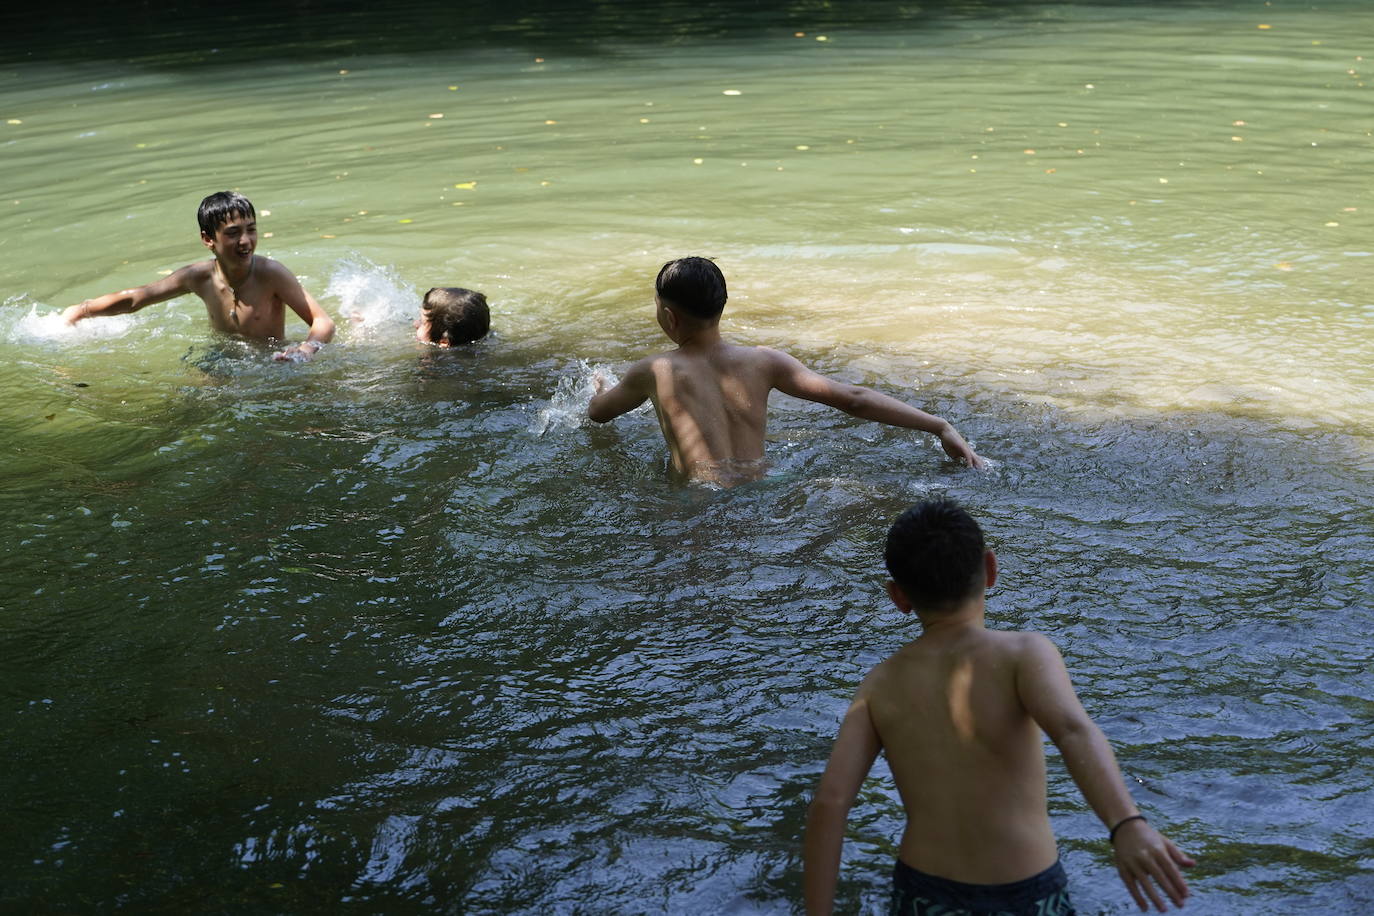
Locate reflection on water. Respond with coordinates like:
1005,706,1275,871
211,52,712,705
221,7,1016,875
2,1,1372,913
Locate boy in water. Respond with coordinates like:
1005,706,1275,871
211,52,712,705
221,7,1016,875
588,257,983,483
414,286,490,346
61,191,335,361
805,499,1195,915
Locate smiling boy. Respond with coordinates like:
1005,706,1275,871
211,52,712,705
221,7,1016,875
61,191,335,360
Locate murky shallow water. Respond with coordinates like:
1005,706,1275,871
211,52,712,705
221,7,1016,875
2,1,1372,912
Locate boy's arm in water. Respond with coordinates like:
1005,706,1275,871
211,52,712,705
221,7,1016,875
270,262,336,361
1016,633,1195,912
61,267,199,325
765,348,985,467
804,677,883,916
587,359,653,422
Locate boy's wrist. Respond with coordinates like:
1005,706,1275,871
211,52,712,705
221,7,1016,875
1109,813,1147,843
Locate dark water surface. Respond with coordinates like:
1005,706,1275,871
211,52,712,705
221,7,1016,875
3,1,1373,913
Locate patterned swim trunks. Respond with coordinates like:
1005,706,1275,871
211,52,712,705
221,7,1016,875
889,858,1075,916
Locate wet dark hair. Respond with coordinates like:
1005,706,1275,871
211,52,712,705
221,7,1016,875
655,256,728,320
884,499,986,611
197,191,255,238
423,287,490,345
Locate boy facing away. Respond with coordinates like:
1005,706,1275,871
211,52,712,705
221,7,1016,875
588,257,983,484
805,499,1194,915
414,286,490,346
61,191,335,361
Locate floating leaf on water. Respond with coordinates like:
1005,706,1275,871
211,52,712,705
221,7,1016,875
1159,178,1169,183
321,234,336,238
535,58,545,63
1232,136,1244,141
540,180,552,186
1258,23,1272,30
44,414,55,421
1325,221,1339,227
261,209,271,216
448,85,458,90
1057,122,1068,127
338,70,349,75
693,158,704,165
1085,83,1095,89
454,181,476,189
544,120,557,125
6,119,21,125
1045,168,1056,174
428,113,444,119
1024,149,1035,154
795,145,810,150
816,35,829,42
158,270,173,276
795,32,805,38
639,118,650,123
1276,262,1294,270
1233,120,1246,126
1343,207,1357,211
723,89,742,96
263,232,274,238
398,219,413,224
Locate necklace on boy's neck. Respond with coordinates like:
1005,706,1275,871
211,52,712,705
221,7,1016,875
221,255,255,325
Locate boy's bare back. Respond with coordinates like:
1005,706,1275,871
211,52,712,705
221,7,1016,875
859,627,1063,883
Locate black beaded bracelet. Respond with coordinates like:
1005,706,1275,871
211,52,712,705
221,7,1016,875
1109,814,1148,843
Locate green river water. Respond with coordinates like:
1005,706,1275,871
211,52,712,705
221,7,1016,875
1,1,1371,912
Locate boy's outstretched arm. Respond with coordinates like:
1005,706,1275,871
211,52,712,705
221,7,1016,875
1016,633,1195,912
804,683,882,916
766,349,984,467
588,360,651,423
61,268,196,325
272,266,336,361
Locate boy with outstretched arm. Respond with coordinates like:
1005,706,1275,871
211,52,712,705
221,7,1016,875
805,499,1195,915
61,191,334,361
588,257,983,484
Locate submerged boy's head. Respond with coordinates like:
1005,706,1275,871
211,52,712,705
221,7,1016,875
197,191,256,239
418,287,490,346
885,499,988,612
655,257,728,321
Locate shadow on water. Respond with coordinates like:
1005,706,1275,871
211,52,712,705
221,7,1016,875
1,0,1227,68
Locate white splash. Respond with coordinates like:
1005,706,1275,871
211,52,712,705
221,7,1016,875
3,297,139,344
324,256,417,334
531,360,621,436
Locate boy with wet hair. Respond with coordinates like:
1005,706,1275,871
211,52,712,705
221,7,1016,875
804,499,1195,915
62,191,335,361
588,256,983,484
415,287,490,346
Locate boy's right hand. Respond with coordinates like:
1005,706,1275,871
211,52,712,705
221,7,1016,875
1112,818,1195,911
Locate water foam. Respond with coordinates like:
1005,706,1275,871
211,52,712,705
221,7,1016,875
3,296,139,344
531,360,624,436
324,257,417,336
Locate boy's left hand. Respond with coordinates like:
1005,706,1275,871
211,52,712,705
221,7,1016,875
272,342,322,362
940,427,986,468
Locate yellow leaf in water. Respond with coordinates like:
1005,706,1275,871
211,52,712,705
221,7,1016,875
448,86,458,91
795,145,810,151
723,90,742,96
1325,221,1339,227
639,118,650,123
454,182,477,189
6,119,21,125
338,70,349,75
1276,262,1294,270
261,209,271,216
1232,136,1244,141
535,58,545,63
1057,122,1068,127
158,270,173,276
263,232,274,238
693,158,704,165
1024,149,1035,154
398,219,413,224
428,113,444,119
816,35,828,42
795,32,805,38
1159,178,1169,183
321,234,336,238
1343,207,1357,211
358,210,368,215
1045,168,1056,174
1257,24,1271,30
1233,120,1246,126
540,181,552,186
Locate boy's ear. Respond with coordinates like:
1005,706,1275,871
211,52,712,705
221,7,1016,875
201,231,215,250
886,580,914,615
984,549,998,591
